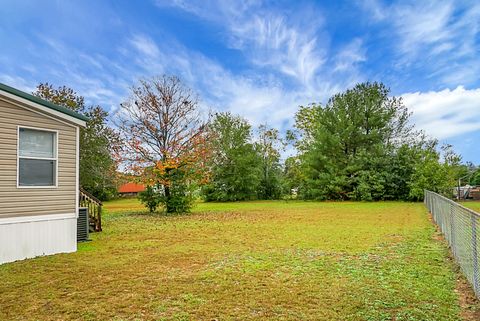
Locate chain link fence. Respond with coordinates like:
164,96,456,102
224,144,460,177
424,190,480,298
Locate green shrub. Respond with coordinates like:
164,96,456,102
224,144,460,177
138,186,161,213
160,169,195,214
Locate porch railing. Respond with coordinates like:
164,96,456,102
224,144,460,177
79,188,102,232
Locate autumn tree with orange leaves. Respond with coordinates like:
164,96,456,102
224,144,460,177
117,75,210,213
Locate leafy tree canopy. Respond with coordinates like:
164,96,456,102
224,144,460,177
202,112,261,201
117,75,209,213
294,82,461,201
255,125,285,200
34,83,119,200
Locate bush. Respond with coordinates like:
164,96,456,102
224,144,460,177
159,168,195,214
161,181,194,214
138,186,161,213
139,168,195,214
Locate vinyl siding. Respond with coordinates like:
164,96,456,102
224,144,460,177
0,97,77,218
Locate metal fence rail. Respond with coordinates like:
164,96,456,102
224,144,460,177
424,190,480,298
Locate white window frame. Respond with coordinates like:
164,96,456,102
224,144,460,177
16,125,59,189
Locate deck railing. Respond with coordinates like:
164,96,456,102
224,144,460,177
79,188,102,232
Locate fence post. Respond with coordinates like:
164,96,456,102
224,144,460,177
426,190,480,299
449,203,456,257
472,214,479,295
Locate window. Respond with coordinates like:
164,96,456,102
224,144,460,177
18,127,57,187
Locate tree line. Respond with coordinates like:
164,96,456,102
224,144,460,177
33,76,475,213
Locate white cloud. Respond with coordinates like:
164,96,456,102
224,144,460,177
393,2,454,56
0,34,134,115
402,86,480,139
359,1,480,87
208,77,305,128
124,37,311,130
149,1,366,133
356,0,386,22
369,0,480,60
0,74,35,93
117,31,345,134
155,0,256,23
333,38,366,72
129,34,161,58
158,0,327,88
227,13,326,87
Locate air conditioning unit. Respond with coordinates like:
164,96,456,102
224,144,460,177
77,207,90,242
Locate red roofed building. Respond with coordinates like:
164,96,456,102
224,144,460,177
118,182,146,197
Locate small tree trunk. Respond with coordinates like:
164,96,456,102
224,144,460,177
164,185,172,213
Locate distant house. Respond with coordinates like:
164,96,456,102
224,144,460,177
0,83,88,264
118,182,146,197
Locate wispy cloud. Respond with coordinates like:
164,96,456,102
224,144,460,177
121,32,325,130
227,13,326,87
359,1,480,87
0,74,35,92
1,33,134,113
155,0,256,22
356,0,386,22
148,1,356,133
2,0,479,162
393,2,454,56
129,34,161,58
157,0,327,88
333,38,366,73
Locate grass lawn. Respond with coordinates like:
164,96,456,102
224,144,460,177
461,201,480,212
0,199,477,320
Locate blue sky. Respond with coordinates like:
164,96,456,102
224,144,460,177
1,0,479,162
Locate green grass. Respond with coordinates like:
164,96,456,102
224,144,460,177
0,199,473,320
460,201,480,212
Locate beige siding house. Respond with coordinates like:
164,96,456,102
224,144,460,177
0,83,87,264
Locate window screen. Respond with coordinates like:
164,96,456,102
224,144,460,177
18,128,57,187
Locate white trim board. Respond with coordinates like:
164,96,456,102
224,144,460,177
75,126,80,218
0,213,76,225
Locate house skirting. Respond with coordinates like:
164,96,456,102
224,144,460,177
0,214,77,265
